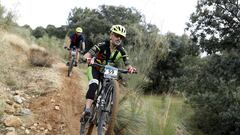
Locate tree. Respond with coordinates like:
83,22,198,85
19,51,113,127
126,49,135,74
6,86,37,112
46,25,56,37
99,5,142,25
22,24,32,30
186,0,240,134
186,0,240,54
66,5,164,89
67,5,145,50
45,25,67,39
145,33,198,94
32,26,47,38
0,3,16,30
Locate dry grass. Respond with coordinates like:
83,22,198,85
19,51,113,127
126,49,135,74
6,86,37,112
1,32,54,67
3,33,30,53
0,33,29,65
28,44,54,67
0,83,7,117
0,32,55,93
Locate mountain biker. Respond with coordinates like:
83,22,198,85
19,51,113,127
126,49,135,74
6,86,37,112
82,24,136,119
64,27,86,66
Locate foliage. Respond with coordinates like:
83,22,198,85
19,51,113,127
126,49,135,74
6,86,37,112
32,26,47,38
67,5,200,95
186,0,240,134
183,52,240,135
67,7,110,50
45,24,68,39
186,0,240,54
115,92,195,135
115,91,145,135
67,5,145,50
34,35,66,59
67,5,164,90
144,33,199,94
46,25,57,37
8,26,34,42
115,91,199,135
0,3,16,30
31,25,67,39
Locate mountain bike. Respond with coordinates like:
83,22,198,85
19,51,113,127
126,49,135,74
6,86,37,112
65,46,78,77
80,63,135,135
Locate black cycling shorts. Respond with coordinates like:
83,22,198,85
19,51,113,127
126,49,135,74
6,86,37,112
70,44,80,49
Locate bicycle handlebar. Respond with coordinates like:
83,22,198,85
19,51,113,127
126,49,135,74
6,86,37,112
64,47,82,52
91,63,137,74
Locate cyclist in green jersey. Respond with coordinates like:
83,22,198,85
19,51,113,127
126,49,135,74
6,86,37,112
82,24,136,118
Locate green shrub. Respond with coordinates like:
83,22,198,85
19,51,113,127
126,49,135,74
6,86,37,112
35,35,66,60
115,91,145,135
184,51,240,135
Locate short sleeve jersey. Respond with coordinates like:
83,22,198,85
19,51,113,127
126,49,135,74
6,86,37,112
70,33,85,47
88,40,130,66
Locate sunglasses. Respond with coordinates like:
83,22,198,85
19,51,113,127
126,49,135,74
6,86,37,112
113,33,124,39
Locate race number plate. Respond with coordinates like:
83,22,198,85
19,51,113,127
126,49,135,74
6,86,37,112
71,50,77,56
104,65,118,79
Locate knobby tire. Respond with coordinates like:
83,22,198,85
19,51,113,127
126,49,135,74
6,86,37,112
98,80,120,135
80,105,95,135
68,58,74,77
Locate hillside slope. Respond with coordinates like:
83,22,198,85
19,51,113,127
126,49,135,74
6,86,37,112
28,63,87,135
0,32,88,135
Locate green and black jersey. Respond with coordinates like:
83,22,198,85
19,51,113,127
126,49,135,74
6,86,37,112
88,40,130,66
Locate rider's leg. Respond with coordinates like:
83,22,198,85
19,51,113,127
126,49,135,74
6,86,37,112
75,44,80,66
67,45,73,66
85,66,100,109
69,50,72,61
75,49,79,66
66,50,71,66
82,67,100,121
86,99,93,109
85,78,99,108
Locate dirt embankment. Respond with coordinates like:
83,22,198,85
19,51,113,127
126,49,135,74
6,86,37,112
29,63,87,135
0,32,89,135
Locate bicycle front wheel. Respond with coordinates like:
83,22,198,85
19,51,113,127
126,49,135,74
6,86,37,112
68,58,74,77
80,121,94,135
97,80,120,135
80,105,96,135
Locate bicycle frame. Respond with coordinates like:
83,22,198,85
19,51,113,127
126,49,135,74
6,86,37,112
80,63,129,135
67,47,77,77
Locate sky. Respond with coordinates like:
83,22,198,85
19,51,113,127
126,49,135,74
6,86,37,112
1,0,198,35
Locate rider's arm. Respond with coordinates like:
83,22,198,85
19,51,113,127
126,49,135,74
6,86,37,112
65,34,74,49
83,42,104,60
117,46,130,66
82,42,86,52
88,42,105,56
79,35,86,52
117,46,136,73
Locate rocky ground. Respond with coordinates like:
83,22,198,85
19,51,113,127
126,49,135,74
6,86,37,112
0,32,89,135
1,63,88,135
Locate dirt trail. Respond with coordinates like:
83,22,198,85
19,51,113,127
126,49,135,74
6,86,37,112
29,63,87,135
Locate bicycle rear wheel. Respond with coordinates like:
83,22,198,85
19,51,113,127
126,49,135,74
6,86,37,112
97,80,120,135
